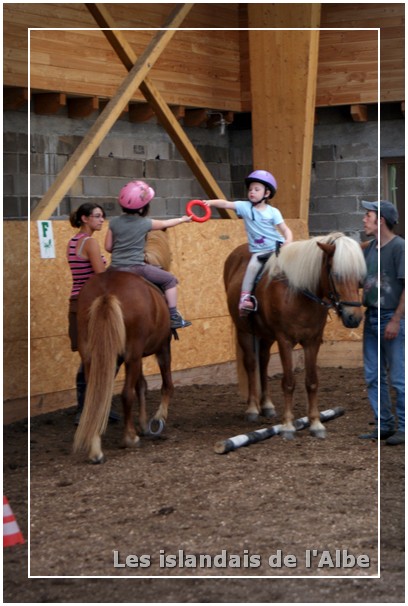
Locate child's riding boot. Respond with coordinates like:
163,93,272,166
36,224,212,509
239,292,256,315
170,311,192,329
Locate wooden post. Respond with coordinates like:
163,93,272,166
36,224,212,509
31,4,194,220
247,4,321,222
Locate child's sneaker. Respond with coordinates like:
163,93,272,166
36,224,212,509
239,293,256,315
170,311,192,329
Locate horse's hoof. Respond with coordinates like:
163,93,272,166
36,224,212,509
246,412,260,423
90,454,105,465
123,435,141,448
310,429,326,439
280,430,295,441
261,407,276,419
147,418,165,436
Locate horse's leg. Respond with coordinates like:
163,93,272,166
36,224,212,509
238,331,261,422
259,338,276,418
136,370,149,435
277,337,296,439
88,436,104,464
121,359,142,448
304,342,326,439
153,339,174,425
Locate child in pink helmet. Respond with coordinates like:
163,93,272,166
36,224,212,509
204,170,293,314
105,180,192,329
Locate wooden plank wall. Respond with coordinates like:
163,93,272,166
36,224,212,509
3,3,404,111
4,217,366,423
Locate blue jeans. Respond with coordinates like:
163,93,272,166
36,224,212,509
363,308,405,432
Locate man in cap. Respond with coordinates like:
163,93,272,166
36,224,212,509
359,200,405,445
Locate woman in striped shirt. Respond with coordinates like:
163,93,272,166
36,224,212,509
67,202,106,347
67,203,115,424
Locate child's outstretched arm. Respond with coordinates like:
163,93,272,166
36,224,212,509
277,221,293,245
203,199,236,210
151,215,192,231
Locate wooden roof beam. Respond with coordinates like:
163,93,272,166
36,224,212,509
184,108,208,127
129,103,185,123
99,99,128,120
67,96,99,119
350,104,368,122
129,102,155,123
31,4,193,220
4,87,29,111
33,93,66,115
85,2,234,218
171,105,185,121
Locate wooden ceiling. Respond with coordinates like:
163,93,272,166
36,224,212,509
3,3,405,117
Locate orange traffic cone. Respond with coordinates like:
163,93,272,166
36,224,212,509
3,496,25,547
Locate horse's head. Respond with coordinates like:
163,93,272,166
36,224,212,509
317,237,366,328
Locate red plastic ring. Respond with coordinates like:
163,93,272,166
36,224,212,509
186,199,212,223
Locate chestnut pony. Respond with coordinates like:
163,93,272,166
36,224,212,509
224,232,367,439
73,231,173,463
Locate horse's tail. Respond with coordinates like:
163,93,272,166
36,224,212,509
73,294,126,454
235,333,261,401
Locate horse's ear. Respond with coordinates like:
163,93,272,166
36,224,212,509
317,242,335,257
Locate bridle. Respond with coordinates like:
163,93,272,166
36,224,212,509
302,253,362,317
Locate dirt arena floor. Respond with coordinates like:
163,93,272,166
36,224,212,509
3,367,405,603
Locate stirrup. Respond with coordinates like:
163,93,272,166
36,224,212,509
239,294,258,315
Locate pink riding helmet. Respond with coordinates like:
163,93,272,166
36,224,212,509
118,180,155,210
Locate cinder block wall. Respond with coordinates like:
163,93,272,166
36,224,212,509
4,108,404,236
310,106,404,239
5,111,235,220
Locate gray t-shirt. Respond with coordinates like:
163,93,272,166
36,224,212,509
363,236,405,310
109,214,153,268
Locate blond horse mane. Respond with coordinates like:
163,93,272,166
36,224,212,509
265,232,366,293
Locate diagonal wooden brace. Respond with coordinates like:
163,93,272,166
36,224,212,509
86,3,235,219
31,4,204,220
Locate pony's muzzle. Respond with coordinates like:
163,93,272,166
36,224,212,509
340,306,363,329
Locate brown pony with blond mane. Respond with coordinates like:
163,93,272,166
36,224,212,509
224,232,367,439
73,231,173,463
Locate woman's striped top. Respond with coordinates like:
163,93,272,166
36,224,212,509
67,233,106,299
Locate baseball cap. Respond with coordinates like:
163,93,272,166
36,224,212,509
361,200,399,225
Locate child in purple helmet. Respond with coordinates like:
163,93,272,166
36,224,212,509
105,180,192,329
204,170,293,314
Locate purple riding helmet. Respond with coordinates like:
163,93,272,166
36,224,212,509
245,170,277,199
